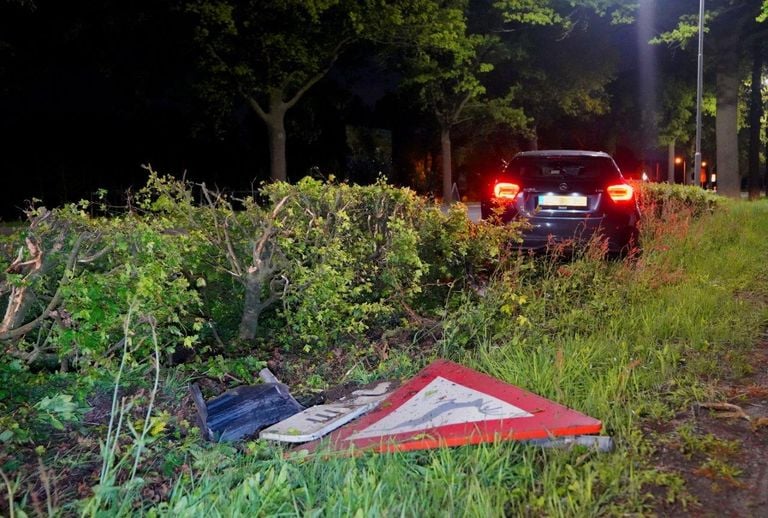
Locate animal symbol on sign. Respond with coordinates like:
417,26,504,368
380,398,504,434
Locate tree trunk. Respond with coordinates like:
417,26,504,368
715,34,741,198
748,41,763,200
440,125,453,205
238,270,264,341
1,237,44,335
528,126,539,151
667,140,676,183
248,92,289,183
0,287,36,334
266,102,288,183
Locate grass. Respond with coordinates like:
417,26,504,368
8,197,768,516
131,199,768,517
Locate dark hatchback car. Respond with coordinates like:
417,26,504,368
480,150,640,253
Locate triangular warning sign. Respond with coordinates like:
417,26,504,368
298,359,602,454
348,376,532,440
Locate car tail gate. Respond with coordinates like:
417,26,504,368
517,178,604,215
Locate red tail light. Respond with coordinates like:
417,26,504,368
493,182,521,200
606,183,633,202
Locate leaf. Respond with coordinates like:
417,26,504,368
49,416,65,431
150,417,168,437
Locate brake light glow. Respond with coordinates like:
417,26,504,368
493,182,521,199
606,184,633,202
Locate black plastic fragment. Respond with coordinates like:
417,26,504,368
191,382,304,442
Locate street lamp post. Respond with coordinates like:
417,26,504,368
693,0,705,186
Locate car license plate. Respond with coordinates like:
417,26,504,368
538,195,588,208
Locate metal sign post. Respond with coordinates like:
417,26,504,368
693,0,705,186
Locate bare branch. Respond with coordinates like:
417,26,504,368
208,321,226,349
200,183,243,279
451,90,475,125
77,243,111,264
4,343,57,364
252,195,290,267
6,237,42,274
27,207,52,229
0,232,88,341
284,38,352,110
246,95,269,121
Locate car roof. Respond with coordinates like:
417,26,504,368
514,150,612,159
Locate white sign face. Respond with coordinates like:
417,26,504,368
347,376,533,441
260,382,394,443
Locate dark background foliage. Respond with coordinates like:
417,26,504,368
0,0,764,218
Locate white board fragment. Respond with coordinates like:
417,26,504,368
260,382,394,443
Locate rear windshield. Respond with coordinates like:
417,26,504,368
507,156,620,179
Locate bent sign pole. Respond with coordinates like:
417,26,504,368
298,359,602,454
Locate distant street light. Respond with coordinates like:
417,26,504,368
699,160,708,187
675,156,686,183
693,0,705,187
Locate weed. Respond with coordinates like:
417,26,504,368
643,470,698,510
673,423,741,460
693,458,743,485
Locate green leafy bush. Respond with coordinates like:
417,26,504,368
633,181,720,218
262,178,523,352
0,197,203,372
1,173,525,371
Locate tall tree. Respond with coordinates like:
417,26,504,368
500,13,618,150
488,0,634,148
187,0,362,182
656,0,768,197
397,0,630,203
397,0,501,203
747,40,764,198
657,80,695,183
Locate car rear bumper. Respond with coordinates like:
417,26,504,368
520,215,637,252
481,202,638,252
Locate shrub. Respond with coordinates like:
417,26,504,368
261,178,523,353
1,174,526,370
633,182,720,219
0,198,203,372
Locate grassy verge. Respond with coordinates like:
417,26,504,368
5,195,768,516
126,200,768,517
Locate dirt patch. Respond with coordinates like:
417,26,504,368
0,383,201,515
645,340,768,517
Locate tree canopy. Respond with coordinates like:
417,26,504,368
0,0,766,213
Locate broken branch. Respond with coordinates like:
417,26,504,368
697,402,751,421
0,232,88,341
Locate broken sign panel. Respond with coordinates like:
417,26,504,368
191,382,304,442
260,381,394,443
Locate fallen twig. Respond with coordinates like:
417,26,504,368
697,402,751,421
752,417,768,431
